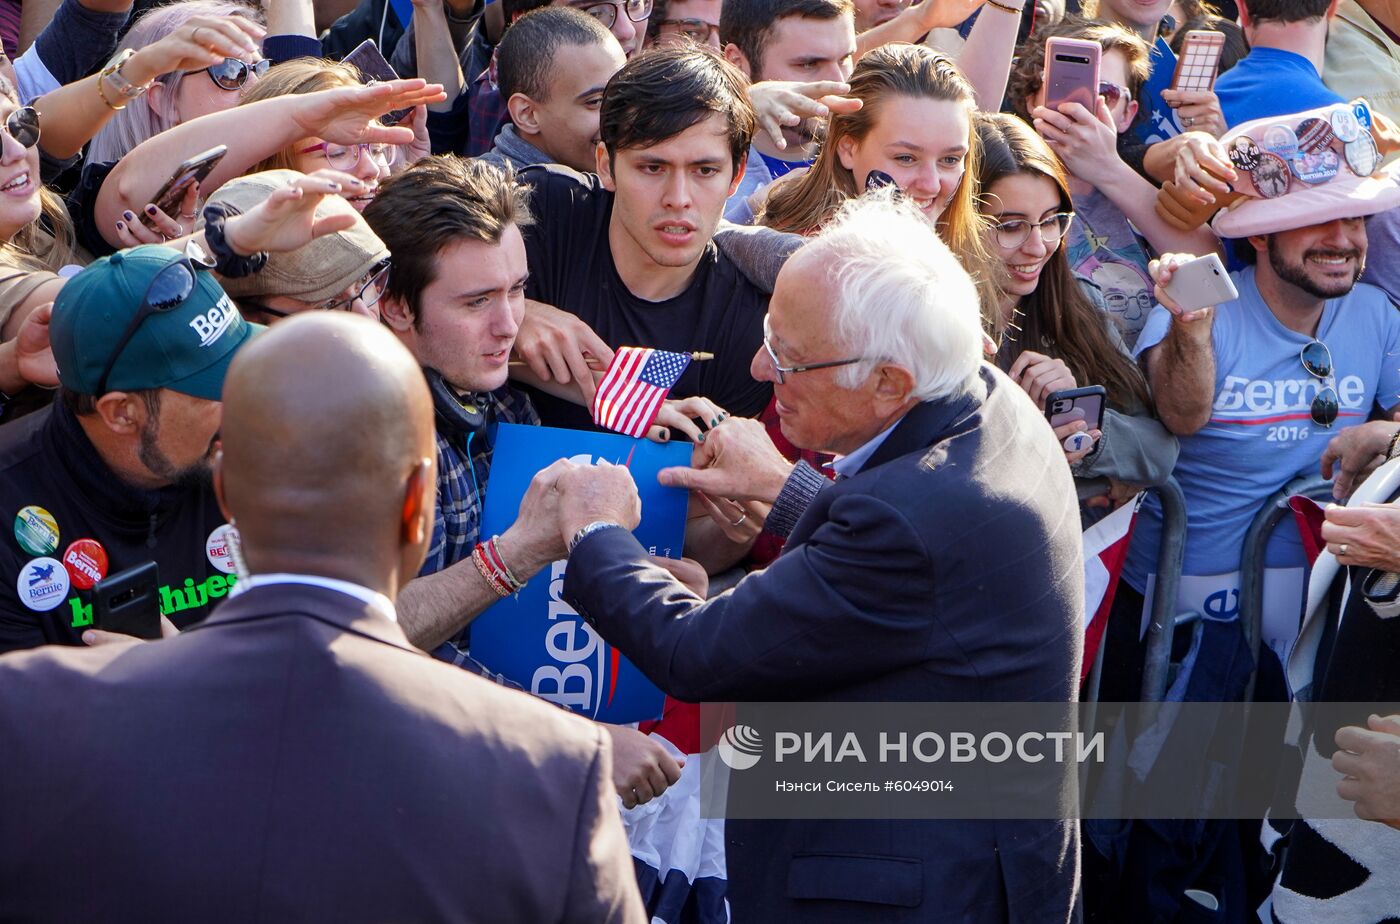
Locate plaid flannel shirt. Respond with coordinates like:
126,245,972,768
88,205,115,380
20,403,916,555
420,385,538,673
464,53,508,157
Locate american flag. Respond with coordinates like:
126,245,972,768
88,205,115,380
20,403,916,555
591,347,692,438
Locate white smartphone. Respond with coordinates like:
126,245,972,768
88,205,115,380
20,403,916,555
1163,253,1238,311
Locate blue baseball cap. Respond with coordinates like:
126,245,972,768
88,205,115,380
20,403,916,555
51,245,260,400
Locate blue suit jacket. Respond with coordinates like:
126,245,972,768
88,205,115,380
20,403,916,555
565,366,1084,922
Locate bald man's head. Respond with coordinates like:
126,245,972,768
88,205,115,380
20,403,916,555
217,313,436,589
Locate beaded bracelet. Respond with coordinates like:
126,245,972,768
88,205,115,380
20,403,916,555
472,544,513,597
1386,427,1400,462
472,535,526,597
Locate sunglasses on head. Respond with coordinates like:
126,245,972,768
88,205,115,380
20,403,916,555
204,57,271,91
2,106,39,150
95,249,213,395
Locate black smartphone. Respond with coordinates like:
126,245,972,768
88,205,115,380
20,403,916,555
1045,385,1106,432
92,561,162,640
342,39,410,125
147,145,227,227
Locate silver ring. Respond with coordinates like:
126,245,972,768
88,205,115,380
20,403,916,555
730,513,747,527
1340,543,1349,558
192,26,203,44
173,222,185,237
178,211,197,220
1183,116,1195,127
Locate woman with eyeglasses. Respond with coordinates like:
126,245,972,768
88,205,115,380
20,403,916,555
239,59,402,212
83,64,441,253
976,113,1176,502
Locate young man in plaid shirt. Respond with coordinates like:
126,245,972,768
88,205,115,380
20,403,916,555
365,153,685,808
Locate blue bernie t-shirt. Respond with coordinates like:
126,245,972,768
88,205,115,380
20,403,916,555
1214,48,1345,128
1123,267,1400,592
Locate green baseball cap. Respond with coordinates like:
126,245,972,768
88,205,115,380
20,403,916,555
51,245,259,400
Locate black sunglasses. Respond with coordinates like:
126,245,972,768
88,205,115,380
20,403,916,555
2,107,39,150
95,255,203,395
204,57,271,91
1300,339,1339,428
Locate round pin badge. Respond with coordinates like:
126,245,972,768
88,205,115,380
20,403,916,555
1296,117,1336,154
1291,149,1340,185
1063,432,1095,453
1250,152,1292,199
206,524,236,574
1330,107,1363,144
1262,124,1300,161
1354,101,1372,130
61,539,108,591
18,556,70,612
14,505,59,556
1344,132,1380,178
1228,137,1262,172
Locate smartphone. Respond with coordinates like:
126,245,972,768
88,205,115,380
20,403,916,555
342,39,410,125
1046,386,1106,432
1170,30,1226,96
147,145,227,227
92,561,162,640
1163,253,1239,311
1042,37,1101,114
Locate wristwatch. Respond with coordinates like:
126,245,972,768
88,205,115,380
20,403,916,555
99,49,150,103
569,520,621,553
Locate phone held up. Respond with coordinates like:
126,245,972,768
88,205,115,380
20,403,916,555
146,145,227,230
1045,386,1106,454
1042,37,1101,114
342,39,411,125
1162,253,1239,312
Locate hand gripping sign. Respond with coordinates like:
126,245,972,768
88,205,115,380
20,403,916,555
471,423,691,723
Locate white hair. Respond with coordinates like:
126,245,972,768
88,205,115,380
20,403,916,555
802,190,983,401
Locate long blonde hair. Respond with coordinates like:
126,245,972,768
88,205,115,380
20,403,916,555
758,44,1003,335
87,0,265,164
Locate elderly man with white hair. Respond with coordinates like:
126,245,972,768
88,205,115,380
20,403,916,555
511,193,1084,923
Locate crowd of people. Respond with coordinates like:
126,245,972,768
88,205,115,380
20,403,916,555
0,0,1396,920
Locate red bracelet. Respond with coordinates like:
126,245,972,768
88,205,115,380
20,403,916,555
472,544,512,597
484,536,524,590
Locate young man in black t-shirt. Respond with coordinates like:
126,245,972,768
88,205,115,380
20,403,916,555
511,46,772,433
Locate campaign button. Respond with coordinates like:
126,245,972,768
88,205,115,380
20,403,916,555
1290,149,1339,185
14,505,59,556
1344,133,1380,178
18,556,70,612
1296,117,1335,154
206,524,236,575
1228,136,1262,172
1261,124,1300,161
1249,152,1292,199
1354,101,1372,130
62,539,108,591
1330,106,1363,143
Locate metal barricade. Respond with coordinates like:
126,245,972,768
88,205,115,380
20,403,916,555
1140,478,1190,703
1238,473,1334,700
1080,478,1191,706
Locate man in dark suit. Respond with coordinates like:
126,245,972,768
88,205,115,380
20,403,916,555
518,195,1085,921
0,313,645,924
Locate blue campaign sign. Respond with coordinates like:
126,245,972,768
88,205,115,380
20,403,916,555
471,424,690,723
1134,36,1183,146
